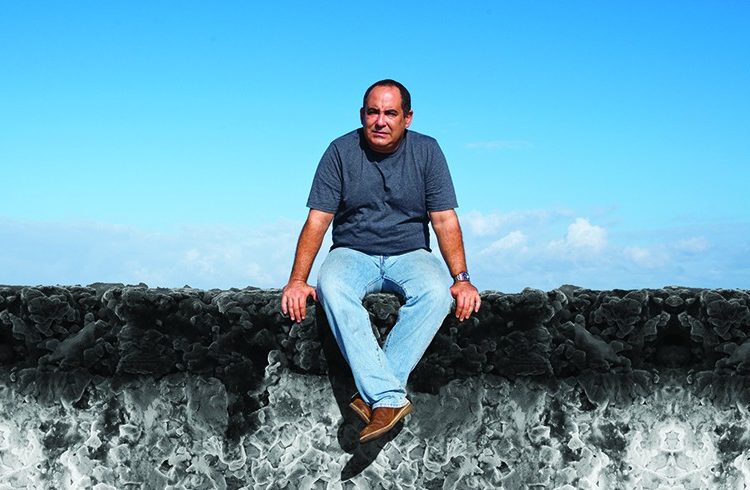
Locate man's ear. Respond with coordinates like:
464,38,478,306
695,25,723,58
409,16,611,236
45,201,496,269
405,110,414,128
360,107,366,126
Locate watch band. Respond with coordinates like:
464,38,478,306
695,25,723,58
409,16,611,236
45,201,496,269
454,271,470,282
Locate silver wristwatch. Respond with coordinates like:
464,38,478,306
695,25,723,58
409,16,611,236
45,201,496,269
453,271,471,282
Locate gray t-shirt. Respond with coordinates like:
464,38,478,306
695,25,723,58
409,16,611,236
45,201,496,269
306,128,458,255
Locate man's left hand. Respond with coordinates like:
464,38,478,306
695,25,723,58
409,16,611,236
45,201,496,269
450,281,481,322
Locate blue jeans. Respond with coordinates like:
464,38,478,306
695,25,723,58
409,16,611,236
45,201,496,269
316,247,454,409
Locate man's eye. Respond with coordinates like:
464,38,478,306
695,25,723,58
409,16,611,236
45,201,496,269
386,112,398,117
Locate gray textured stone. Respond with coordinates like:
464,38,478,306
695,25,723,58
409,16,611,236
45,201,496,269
1,283,750,487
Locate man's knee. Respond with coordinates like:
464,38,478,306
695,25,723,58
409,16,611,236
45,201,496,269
418,284,454,314
316,273,357,306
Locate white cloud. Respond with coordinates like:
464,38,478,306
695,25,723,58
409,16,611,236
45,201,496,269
0,217,320,289
675,236,709,253
1,212,747,294
463,211,509,237
624,246,670,268
624,246,652,266
566,218,607,251
481,230,527,255
461,209,572,237
546,218,607,257
460,210,750,292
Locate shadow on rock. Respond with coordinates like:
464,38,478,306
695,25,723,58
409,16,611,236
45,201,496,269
341,423,405,482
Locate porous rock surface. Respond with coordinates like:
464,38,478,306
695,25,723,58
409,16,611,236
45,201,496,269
1,284,749,488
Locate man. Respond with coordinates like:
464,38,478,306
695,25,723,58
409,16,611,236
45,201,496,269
281,79,480,443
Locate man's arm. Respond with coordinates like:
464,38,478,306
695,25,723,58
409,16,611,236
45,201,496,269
429,209,481,322
281,209,334,322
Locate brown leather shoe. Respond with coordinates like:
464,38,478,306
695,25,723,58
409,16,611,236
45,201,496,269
359,401,412,443
349,393,371,424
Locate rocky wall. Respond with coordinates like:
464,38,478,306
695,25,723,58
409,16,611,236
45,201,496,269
1,284,749,489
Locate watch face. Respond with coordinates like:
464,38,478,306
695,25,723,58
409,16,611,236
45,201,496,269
455,272,470,282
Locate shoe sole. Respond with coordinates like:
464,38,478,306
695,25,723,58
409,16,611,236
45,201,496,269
359,402,412,443
349,401,371,424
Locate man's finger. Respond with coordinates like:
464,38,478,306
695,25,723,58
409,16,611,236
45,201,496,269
299,296,307,320
455,296,466,319
461,296,471,321
462,295,476,320
281,295,288,315
287,295,296,321
288,305,295,322
292,296,303,323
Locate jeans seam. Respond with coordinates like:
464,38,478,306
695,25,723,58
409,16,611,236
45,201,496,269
403,293,452,376
361,275,382,299
361,273,389,372
372,400,408,409
381,274,409,353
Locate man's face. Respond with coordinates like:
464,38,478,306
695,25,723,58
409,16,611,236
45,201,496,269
360,85,413,153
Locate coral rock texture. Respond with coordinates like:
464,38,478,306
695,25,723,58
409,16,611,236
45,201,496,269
1,284,750,488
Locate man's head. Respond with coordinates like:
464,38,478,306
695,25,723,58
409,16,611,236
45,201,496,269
360,79,413,154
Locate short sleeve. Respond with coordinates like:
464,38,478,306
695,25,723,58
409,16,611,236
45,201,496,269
306,144,342,213
425,141,458,211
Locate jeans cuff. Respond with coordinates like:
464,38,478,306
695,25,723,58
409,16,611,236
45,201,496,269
372,399,409,409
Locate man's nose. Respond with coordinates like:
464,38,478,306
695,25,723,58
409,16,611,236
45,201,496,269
375,113,386,126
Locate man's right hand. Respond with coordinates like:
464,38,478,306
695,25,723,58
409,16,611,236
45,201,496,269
281,280,318,323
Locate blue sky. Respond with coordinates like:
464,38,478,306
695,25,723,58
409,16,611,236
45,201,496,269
1,1,748,292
